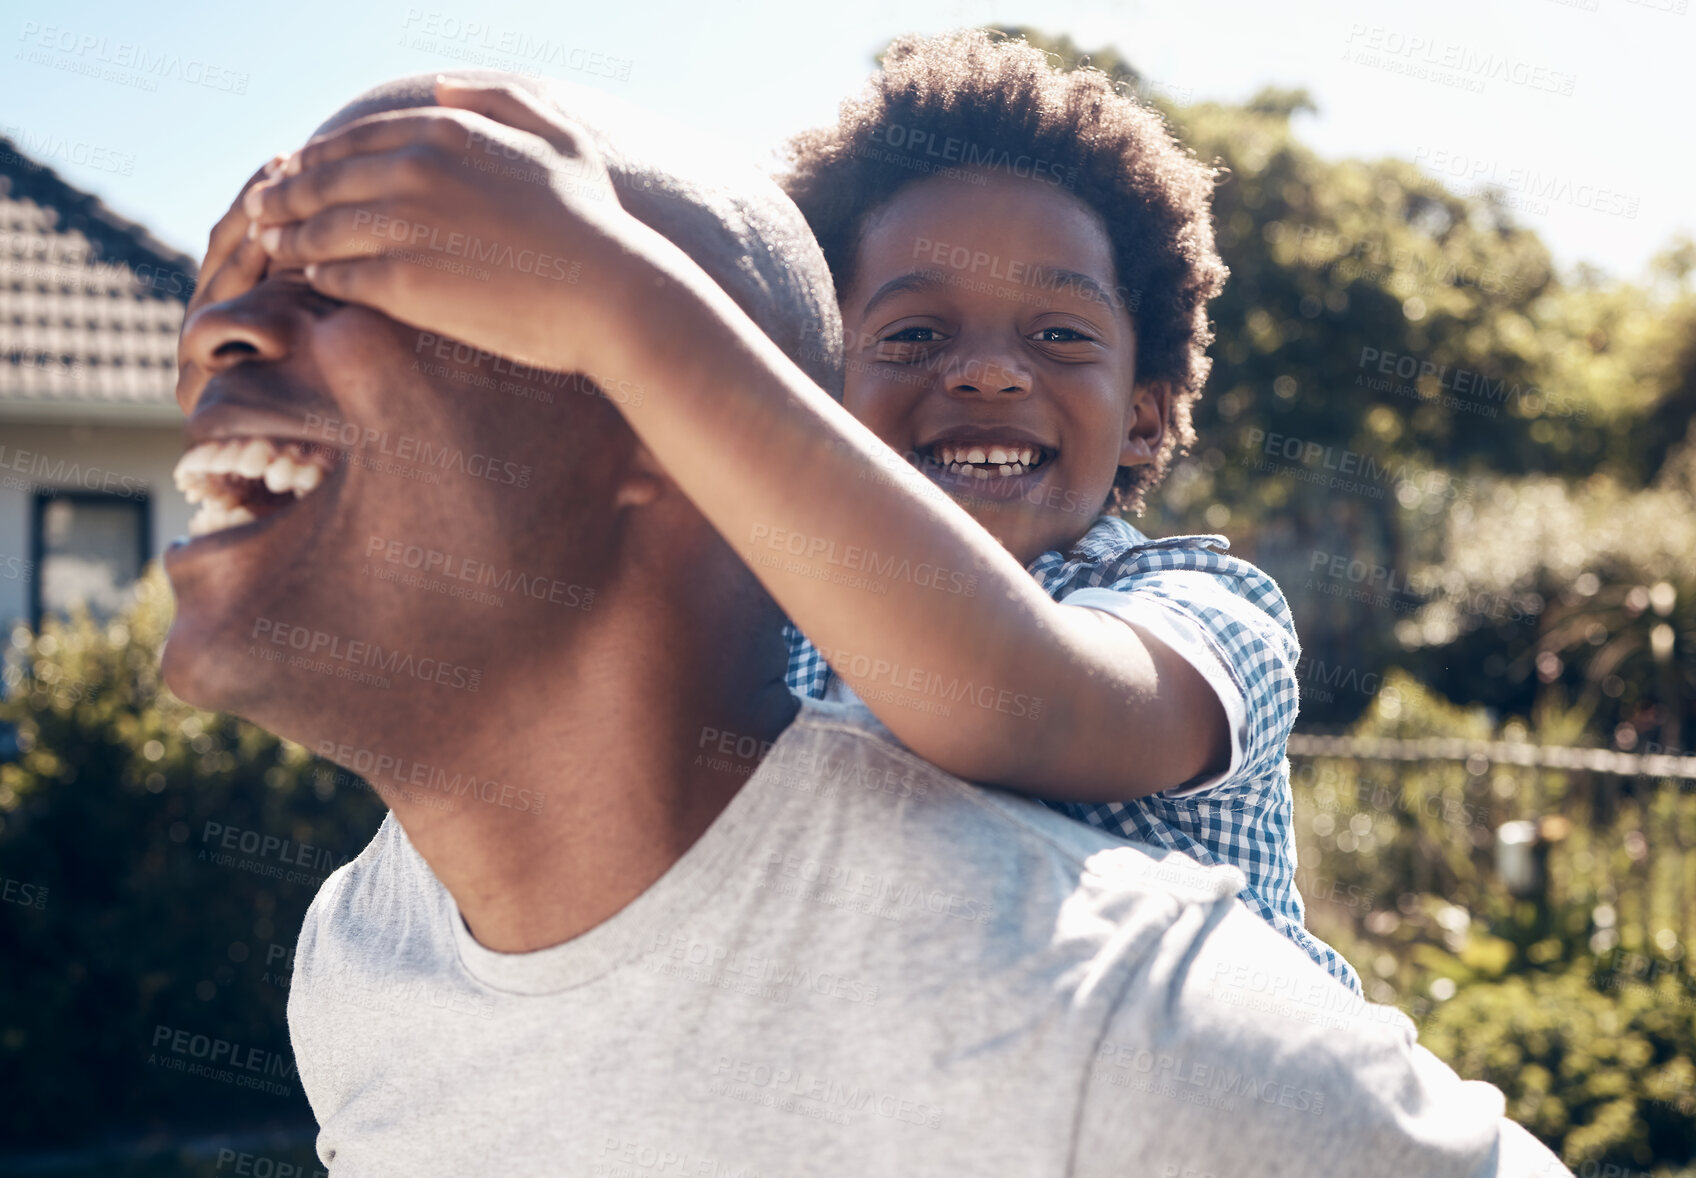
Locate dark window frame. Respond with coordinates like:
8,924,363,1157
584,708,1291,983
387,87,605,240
29,488,151,627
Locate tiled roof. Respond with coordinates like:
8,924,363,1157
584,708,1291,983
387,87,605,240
0,135,197,419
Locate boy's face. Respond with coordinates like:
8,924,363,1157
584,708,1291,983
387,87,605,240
839,170,1163,564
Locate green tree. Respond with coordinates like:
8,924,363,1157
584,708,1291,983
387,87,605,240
991,27,1696,736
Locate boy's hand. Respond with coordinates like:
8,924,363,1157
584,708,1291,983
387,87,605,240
177,155,286,396
187,158,281,314
243,77,626,376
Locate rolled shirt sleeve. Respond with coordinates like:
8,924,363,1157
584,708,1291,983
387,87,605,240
1059,557,1302,802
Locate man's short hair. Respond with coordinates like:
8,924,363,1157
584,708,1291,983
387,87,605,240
780,30,1228,511
329,72,844,397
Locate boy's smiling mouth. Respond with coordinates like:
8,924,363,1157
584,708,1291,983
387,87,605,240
913,429,1056,491
921,441,1052,479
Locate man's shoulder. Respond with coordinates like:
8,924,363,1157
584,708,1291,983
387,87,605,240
775,699,1247,912
294,812,435,964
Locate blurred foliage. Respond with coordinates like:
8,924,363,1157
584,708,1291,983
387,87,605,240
1400,446,1696,752
996,28,1696,744
0,569,385,1147
1291,674,1696,1172
1421,962,1696,1172
980,28,1696,1174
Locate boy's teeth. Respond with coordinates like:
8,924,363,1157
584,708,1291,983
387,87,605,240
930,442,1045,479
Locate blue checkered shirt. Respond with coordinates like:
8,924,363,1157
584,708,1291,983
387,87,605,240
784,514,1361,993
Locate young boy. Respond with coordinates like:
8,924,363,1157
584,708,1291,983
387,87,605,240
771,32,1357,992
238,37,1360,992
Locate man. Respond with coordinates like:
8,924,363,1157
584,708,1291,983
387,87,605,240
164,72,1568,1176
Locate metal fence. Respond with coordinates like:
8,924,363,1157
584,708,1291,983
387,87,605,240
1287,734,1696,963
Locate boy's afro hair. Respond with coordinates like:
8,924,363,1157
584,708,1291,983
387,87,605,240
781,29,1229,512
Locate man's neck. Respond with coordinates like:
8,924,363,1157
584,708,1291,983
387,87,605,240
361,607,798,954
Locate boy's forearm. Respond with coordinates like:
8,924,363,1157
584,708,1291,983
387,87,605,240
579,226,1219,795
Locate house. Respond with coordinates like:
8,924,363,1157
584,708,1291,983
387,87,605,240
0,135,196,630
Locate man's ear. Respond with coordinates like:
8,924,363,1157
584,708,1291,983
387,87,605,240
613,440,667,508
1119,380,1172,468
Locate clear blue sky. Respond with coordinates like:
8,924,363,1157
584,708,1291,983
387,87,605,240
4,0,1690,277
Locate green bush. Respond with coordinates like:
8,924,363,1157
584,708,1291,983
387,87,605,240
0,568,385,1147
1290,672,1696,1172
1420,959,1696,1172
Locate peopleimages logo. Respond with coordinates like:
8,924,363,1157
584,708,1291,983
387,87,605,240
908,236,1139,312
0,230,194,296
1241,427,1478,506
745,524,978,598
0,122,135,174
199,821,351,877
147,1025,296,1097
314,741,546,816
301,412,532,488
215,1148,325,1178
1093,1039,1327,1117
1354,346,1588,421
347,209,582,283
249,617,483,692
807,642,1042,721
397,9,634,81
871,123,1078,189
17,22,252,93
362,534,594,610
0,445,148,499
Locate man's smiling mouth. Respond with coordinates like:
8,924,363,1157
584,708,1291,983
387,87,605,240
174,437,337,537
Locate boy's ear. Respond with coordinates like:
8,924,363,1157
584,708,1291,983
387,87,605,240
1119,380,1172,468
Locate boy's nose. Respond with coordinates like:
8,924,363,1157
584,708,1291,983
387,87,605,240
945,354,1032,400
177,285,296,410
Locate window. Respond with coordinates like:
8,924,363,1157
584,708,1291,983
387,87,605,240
31,491,150,624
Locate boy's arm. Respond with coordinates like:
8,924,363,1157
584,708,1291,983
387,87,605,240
589,231,1230,800
243,81,1227,800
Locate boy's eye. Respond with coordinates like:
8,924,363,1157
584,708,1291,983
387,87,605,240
1032,326,1093,343
874,324,949,364
882,326,943,343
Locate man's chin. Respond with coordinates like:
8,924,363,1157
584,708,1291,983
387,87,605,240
160,618,256,719
160,576,308,729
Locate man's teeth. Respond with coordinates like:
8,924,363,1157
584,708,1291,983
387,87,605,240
931,444,1043,478
173,437,331,538
186,504,256,537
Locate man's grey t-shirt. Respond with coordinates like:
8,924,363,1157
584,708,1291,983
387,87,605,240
288,699,1566,1176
